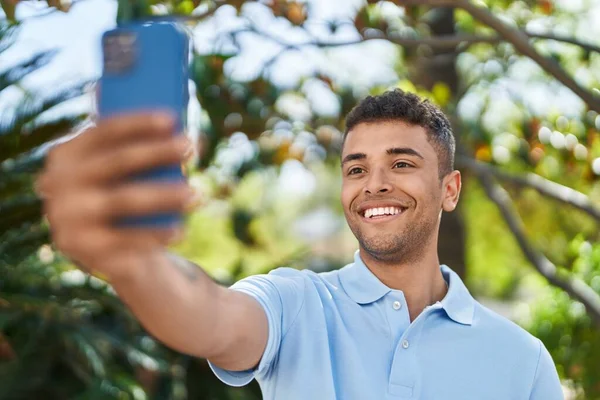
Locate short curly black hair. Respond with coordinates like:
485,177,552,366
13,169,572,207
344,89,455,178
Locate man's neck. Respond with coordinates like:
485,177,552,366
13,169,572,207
359,246,448,322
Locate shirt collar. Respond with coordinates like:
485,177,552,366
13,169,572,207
338,251,391,304
339,251,475,326
439,264,475,325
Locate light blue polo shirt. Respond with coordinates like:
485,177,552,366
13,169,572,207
209,251,563,400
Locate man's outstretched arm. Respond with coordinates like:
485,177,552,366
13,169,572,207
112,252,268,371
39,113,268,372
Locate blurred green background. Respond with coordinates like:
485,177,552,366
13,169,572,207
1,0,600,398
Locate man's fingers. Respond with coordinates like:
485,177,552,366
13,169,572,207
98,112,175,141
83,135,191,184
117,225,185,246
53,222,183,254
41,114,185,192
74,112,176,157
101,225,184,250
53,225,184,272
106,183,194,217
47,183,194,226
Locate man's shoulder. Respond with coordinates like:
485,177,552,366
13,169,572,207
264,266,343,292
266,265,342,282
251,266,349,305
471,299,542,355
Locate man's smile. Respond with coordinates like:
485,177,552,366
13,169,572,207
356,201,408,224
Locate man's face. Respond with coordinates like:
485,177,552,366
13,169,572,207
341,121,460,264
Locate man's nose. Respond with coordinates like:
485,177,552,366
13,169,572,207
363,168,392,194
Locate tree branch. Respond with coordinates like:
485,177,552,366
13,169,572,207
317,34,494,49
452,0,600,113
528,32,600,55
476,169,600,327
458,157,600,222
393,0,600,110
228,25,302,76
294,31,600,54
228,28,490,53
234,29,600,80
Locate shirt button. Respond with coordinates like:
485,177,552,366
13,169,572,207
402,339,410,349
392,301,402,310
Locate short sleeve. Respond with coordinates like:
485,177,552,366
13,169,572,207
208,268,306,387
529,340,564,400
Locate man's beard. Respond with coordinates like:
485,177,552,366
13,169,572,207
347,212,439,265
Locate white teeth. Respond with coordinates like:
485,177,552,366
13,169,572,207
364,207,403,218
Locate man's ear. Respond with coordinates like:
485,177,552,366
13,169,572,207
442,170,461,212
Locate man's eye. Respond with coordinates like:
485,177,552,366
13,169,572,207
394,162,411,169
348,167,364,175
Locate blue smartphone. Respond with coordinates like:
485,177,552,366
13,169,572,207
98,21,189,227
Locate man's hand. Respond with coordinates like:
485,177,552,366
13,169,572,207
38,113,195,281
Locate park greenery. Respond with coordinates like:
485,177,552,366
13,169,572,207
1,0,600,398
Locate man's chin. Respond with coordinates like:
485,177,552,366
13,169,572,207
358,238,405,259
360,247,407,264
359,227,406,243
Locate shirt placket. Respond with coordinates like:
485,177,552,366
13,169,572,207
387,302,443,399
383,291,411,344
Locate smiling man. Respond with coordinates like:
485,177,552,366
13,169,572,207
42,89,563,399
208,90,563,399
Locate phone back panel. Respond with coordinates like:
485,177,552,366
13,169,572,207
98,21,189,227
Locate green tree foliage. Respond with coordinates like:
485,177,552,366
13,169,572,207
2,0,600,398
526,236,600,398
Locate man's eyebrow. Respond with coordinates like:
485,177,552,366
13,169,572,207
387,147,424,160
341,152,366,165
341,148,424,165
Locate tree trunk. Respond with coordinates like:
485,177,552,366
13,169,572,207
410,7,467,278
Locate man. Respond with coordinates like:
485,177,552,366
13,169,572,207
40,89,563,399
